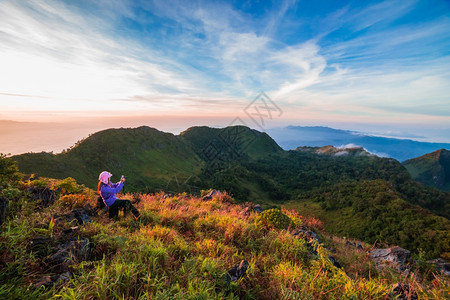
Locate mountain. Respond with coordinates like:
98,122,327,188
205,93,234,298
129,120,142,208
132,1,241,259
403,149,450,192
12,126,281,196
13,126,205,192
11,125,450,259
267,126,450,161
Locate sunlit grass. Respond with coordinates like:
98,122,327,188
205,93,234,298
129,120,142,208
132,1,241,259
1,180,448,299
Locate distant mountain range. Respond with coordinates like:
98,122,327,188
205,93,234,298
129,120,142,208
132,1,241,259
11,125,450,258
267,126,450,162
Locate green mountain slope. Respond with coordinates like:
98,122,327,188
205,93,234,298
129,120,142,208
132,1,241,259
180,125,282,160
287,179,450,259
13,126,204,192
403,149,450,192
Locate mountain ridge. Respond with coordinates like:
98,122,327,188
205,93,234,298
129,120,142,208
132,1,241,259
267,126,450,161
403,148,450,192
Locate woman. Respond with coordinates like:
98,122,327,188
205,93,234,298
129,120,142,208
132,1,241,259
98,171,140,220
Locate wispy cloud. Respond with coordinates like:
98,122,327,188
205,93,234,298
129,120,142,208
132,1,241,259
0,0,449,134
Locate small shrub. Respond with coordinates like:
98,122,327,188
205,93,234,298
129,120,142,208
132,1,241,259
1,187,22,199
30,178,50,189
58,194,90,209
56,177,84,194
255,208,292,230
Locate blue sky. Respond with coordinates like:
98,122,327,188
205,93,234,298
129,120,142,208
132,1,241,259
0,0,449,144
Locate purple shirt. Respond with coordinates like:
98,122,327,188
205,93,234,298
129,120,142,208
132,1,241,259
100,182,124,206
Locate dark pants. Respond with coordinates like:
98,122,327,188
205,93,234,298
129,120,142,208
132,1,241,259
108,199,140,219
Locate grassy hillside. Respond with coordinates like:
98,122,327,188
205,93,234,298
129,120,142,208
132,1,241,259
13,126,205,192
0,173,448,299
180,126,282,160
403,149,450,192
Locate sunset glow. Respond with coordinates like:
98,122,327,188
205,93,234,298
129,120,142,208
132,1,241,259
1,0,449,154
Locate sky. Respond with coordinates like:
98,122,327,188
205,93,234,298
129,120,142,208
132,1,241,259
1,0,450,154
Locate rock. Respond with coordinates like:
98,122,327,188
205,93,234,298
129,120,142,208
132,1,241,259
34,275,53,289
55,205,94,225
52,271,71,286
28,187,56,208
62,226,80,235
293,226,321,244
0,196,9,225
225,260,249,284
370,246,410,272
30,236,53,257
254,204,263,213
240,203,264,216
328,255,342,268
71,207,93,225
391,283,418,300
345,240,363,250
202,189,221,201
34,271,71,289
426,258,450,276
48,238,90,268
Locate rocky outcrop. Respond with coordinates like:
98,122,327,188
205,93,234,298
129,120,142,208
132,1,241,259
54,205,95,225
293,226,321,244
240,203,263,216
202,189,221,201
427,258,450,276
28,187,56,208
47,238,90,270
34,271,71,289
370,246,410,272
345,240,363,250
391,283,418,300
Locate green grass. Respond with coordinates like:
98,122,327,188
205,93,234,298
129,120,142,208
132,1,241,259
1,176,448,299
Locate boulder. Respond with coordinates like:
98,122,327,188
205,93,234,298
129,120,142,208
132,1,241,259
426,258,450,276
225,260,249,284
34,271,71,289
391,283,418,300
293,226,321,244
30,236,53,257
55,205,94,225
345,240,364,250
328,255,342,268
240,203,263,216
202,189,221,201
253,204,263,213
370,246,410,272
48,238,90,268
28,187,56,208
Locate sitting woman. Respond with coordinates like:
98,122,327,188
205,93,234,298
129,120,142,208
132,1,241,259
98,171,140,220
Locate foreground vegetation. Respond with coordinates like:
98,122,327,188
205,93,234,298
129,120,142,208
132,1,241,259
0,156,448,299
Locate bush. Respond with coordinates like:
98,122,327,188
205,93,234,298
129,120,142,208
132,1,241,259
58,194,90,209
255,208,292,230
56,177,84,194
